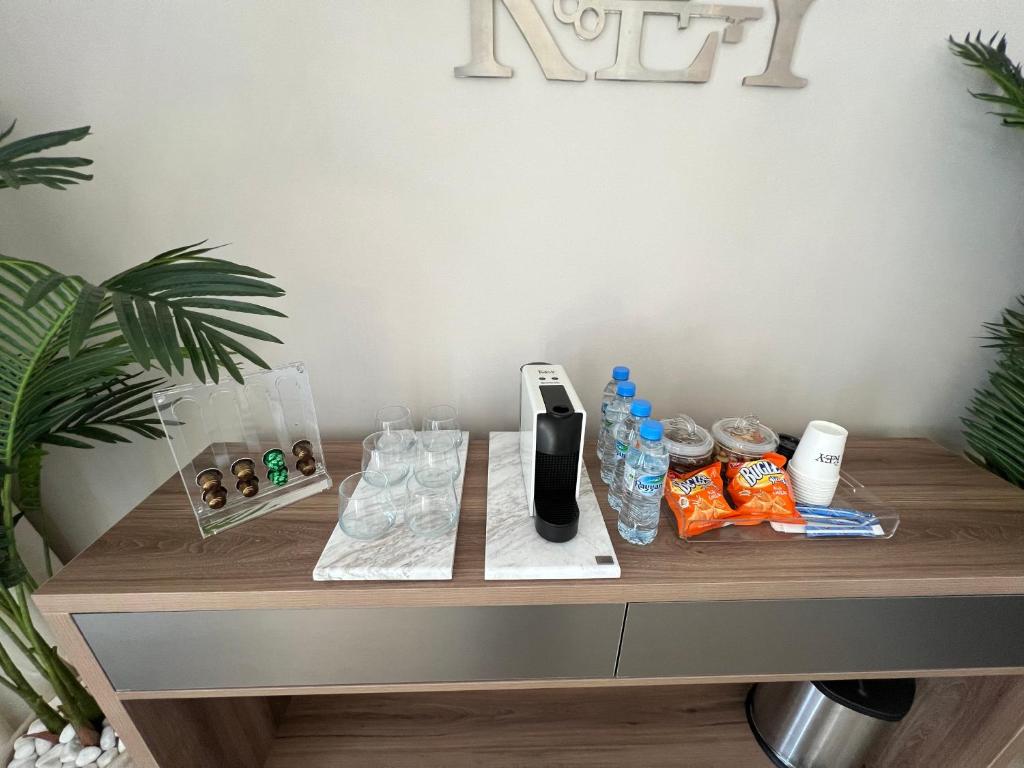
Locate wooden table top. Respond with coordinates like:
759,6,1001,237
34,437,1024,614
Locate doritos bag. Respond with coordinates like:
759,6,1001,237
665,463,738,538
725,453,803,525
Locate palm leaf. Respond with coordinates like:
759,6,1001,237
101,245,286,383
9,444,52,577
0,124,92,190
20,244,287,385
950,32,1024,130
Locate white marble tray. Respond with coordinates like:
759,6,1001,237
312,432,469,581
485,431,620,581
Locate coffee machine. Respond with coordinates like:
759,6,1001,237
519,363,586,543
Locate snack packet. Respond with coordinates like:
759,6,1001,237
725,453,803,525
665,463,738,538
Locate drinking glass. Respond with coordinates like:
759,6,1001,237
422,404,462,447
375,405,417,454
338,471,397,540
407,468,459,537
417,432,461,481
362,431,411,486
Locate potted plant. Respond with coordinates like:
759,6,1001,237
0,118,286,767
949,33,1024,485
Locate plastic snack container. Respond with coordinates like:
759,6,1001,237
662,415,715,473
711,415,779,464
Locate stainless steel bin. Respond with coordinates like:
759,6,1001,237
745,679,915,768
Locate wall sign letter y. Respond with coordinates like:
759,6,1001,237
743,0,817,88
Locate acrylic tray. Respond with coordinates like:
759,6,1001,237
676,470,899,542
153,362,331,537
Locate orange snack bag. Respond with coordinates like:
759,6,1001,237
664,463,738,538
725,453,803,525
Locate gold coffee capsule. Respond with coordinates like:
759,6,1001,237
231,458,256,482
203,488,228,509
236,478,260,498
292,440,313,460
296,456,317,476
195,468,224,495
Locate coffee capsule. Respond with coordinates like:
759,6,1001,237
231,458,256,482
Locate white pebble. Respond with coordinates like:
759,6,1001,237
57,726,75,746
14,741,36,759
36,749,61,768
34,741,50,757
73,749,100,768
27,721,45,737
95,752,115,768
12,758,36,768
115,740,124,755
97,729,114,753
59,741,79,763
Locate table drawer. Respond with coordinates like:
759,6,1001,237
616,596,1024,679
76,604,625,691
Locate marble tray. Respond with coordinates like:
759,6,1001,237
313,432,469,581
485,431,621,581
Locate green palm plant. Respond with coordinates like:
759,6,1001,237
0,119,286,742
950,32,1024,485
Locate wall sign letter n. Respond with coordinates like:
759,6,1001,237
454,0,586,82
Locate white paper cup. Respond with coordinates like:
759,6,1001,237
789,478,838,506
788,463,839,485
791,420,848,479
787,465,839,506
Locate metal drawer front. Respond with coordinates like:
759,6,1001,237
76,604,625,691
616,596,1024,679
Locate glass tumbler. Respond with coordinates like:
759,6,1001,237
417,432,461,481
362,431,412,487
375,405,416,447
407,468,459,537
422,404,462,447
338,471,397,540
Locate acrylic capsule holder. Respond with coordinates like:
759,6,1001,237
153,361,331,537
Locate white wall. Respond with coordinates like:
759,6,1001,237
1,0,1023,559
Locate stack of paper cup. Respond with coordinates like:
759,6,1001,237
788,420,848,506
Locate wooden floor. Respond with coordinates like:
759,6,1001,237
263,685,768,768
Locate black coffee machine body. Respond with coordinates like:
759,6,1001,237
519,363,586,543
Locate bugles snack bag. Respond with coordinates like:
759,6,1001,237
665,463,738,538
725,452,803,525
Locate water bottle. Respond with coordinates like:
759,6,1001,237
609,398,652,511
597,366,630,459
617,419,669,546
599,381,635,482
600,366,630,416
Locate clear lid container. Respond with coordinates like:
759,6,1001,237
711,415,779,456
661,415,714,458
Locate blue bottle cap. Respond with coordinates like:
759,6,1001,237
612,366,630,381
630,399,652,418
639,419,663,441
615,381,636,397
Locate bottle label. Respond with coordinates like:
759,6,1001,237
624,467,666,497
615,440,628,457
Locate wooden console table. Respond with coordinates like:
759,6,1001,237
33,438,1024,767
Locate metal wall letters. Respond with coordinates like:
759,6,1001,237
455,0,818,88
